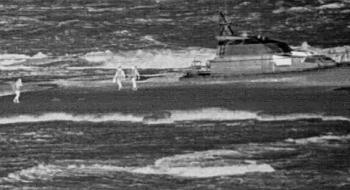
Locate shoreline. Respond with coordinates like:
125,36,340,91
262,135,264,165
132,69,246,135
44,64,350,89
1,65,350,99
1,78,349,117
0,64,349,118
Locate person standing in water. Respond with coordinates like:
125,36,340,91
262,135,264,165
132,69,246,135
113,66,126,90
130,66,140,91
13,78,23,103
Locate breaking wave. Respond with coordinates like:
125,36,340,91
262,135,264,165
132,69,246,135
273,2,349,14
0,52,47,63
80,48,216,69
0,52,48,70
1,150,274,182
0,48,215,70
0,112,143,125
0,108,349,125
285,134,350,145
143,108,350,124
317,3,346,10
293,42,350,63
0,45,349,72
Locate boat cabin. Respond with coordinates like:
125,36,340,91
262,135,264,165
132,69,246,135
207,12,336,76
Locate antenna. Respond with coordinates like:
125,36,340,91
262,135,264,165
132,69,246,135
219,11,234,36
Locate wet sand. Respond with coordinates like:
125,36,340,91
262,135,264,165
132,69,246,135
0,80,349,117
0,65,349,118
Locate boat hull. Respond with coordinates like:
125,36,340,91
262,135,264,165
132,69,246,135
208,55,337,76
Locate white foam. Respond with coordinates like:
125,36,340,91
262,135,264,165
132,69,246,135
0,53,30,60
32,52,48,59
286,134,350,145
0,91,14,97
293,43,350,63
80,48,216,69
154,150,241,168
2,150,274,181
0,54,29,66
0,112,143,125
274,3,348,13
3,164,63,183
319,46,350,63
68,44,350,72
0,108,349,125
1,44,349,73
274,6,314,14
134,18,173,24
259,113,350,122
86,7,125,12
317,3,346,9
128,163,274,178
145,108,350,124
81,50,114,63
113,30,132,36
247,77,299,83
141,35,167,46
288,7,313,12
0,52,49,70
121,150,274,178
145,108,259,124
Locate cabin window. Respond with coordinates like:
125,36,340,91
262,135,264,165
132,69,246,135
228,40,243,45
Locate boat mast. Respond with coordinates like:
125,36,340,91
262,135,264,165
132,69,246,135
219,11,234,36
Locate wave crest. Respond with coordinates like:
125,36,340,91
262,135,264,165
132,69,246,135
286,134,350,145
80,48,216,69
0,112,143,125
1,150,274,182
0,108,349,125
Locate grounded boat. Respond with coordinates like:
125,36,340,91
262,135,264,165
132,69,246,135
188,12,337,77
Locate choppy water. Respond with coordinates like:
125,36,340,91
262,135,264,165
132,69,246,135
0,85,349,189
0,0,350,80
1,1,350,189
0,111,349,189
0,0,349,55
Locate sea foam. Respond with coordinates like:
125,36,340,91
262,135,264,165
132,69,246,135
293,42,350,63
1,150,274,182
80,48,216,69
120,149,274,178
0,108,349,125
0,112,143,125
128,162,274,178
143,108,350,124
286,134,350,145
1,45,349,72
0,52,49,70
317,3,346,10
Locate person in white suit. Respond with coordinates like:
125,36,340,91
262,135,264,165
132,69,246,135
130,66,140,91
13,78,23,103
113,66,126,90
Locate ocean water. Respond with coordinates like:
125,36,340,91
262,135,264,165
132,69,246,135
0,0,350,80
1,0,350,189
0,85,350,189
0,110,349,189
0,0,349,55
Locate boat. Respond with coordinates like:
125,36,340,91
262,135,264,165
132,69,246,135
190,12,337,77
